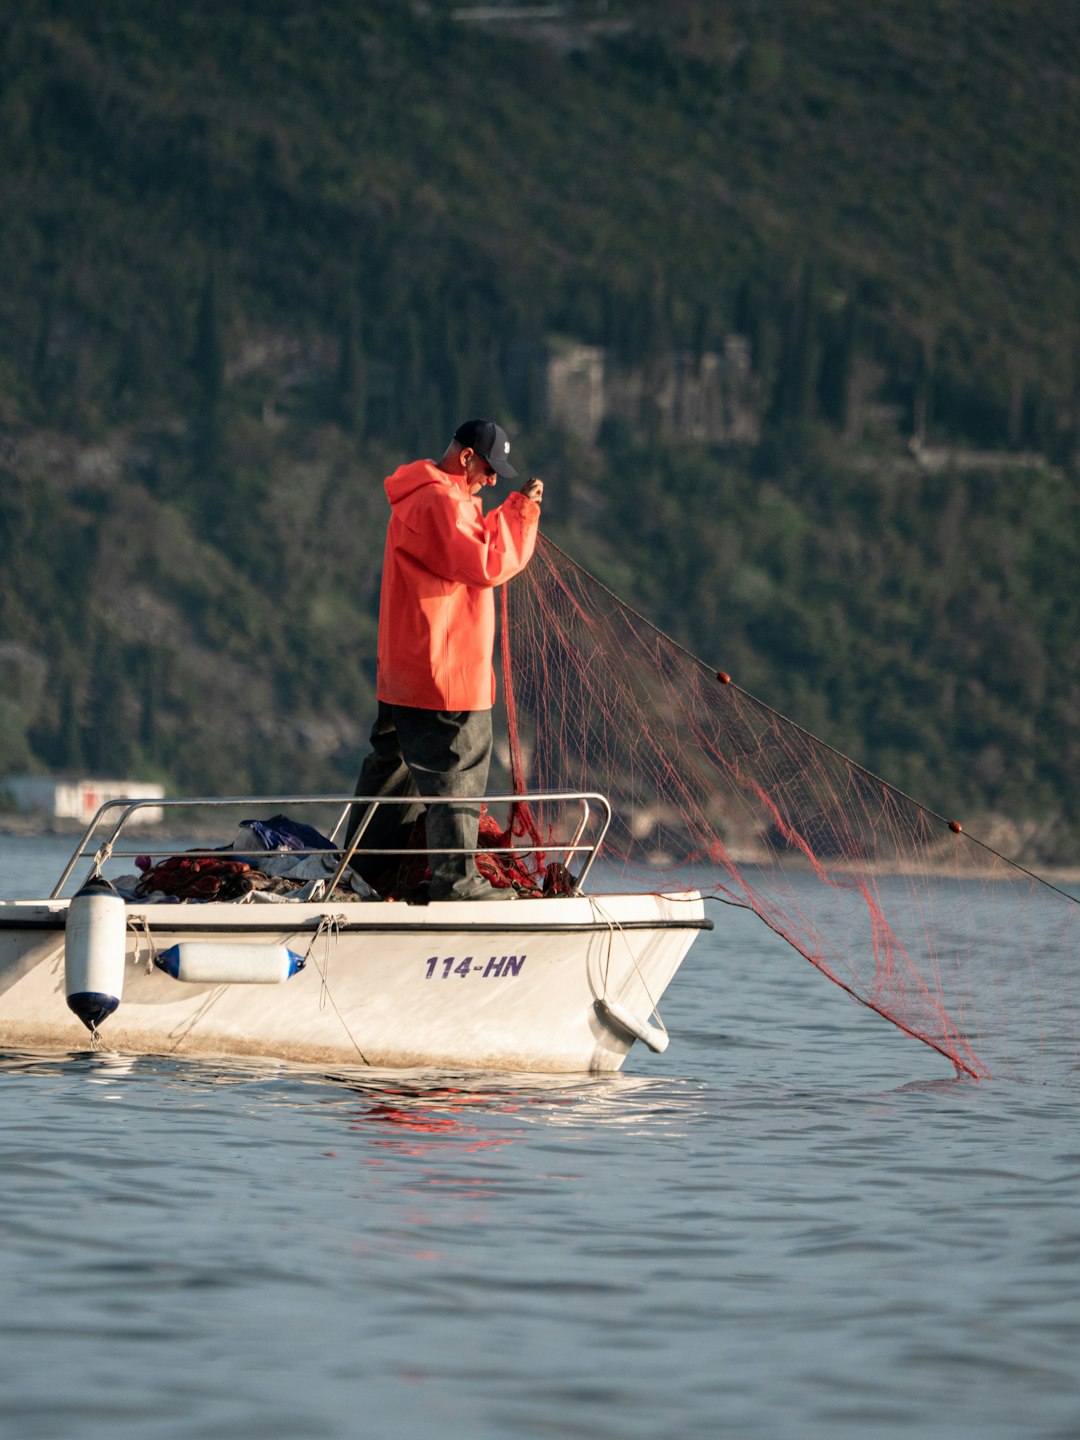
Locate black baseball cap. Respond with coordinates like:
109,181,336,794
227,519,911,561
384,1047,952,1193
454,419,518,480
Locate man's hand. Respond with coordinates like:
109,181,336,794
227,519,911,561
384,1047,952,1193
520,477,544,504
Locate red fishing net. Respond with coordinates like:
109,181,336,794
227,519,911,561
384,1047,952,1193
500,537,1080,1081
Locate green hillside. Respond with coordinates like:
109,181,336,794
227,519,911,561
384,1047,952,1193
1,0,1078,858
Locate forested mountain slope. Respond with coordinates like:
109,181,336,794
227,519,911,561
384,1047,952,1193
1,0,1077,857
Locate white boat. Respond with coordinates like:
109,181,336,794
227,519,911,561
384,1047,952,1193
0,792,710,1073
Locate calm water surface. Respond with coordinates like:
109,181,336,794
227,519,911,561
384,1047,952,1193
1,835,1078,1439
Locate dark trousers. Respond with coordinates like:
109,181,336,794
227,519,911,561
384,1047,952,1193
347,702,493,898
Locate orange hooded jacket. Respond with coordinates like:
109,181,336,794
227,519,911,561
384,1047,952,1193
375,459,540,711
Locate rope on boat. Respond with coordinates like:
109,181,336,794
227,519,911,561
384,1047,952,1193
588,897,669,1051
90,840,115,879
301,913,371,1066
127,912,159,973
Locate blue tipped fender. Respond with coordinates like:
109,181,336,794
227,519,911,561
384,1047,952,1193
155,943,306,985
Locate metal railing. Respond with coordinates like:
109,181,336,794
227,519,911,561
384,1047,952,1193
50,792,613,900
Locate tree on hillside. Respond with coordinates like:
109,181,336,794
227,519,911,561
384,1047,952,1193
188,259,226,501
335,285,367,440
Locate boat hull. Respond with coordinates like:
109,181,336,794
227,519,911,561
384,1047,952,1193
0,892,709,1072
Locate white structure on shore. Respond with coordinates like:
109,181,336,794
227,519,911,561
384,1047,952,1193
2,776,164,825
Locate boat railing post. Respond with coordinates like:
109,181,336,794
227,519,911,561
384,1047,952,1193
50,798,134,899
564,798,591,879
326,801,355,844
325,800,380,896
573,795,612,890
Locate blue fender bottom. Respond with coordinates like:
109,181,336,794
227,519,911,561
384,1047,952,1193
66,992,120,1032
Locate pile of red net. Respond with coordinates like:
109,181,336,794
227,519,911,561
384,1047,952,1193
500,537,1080,1081
134,854,256,901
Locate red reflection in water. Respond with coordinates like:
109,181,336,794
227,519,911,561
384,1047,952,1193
342,1084,529,1158
332,1084,579,1164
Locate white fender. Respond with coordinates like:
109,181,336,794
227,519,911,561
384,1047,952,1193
595,997,670,1053
155,943,306,985
65,882,128,1032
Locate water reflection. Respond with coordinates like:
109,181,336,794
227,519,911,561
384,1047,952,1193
0,1046,703,1149
3,1040,1080,1440
341,1085,523,1157
316,1068,699,1157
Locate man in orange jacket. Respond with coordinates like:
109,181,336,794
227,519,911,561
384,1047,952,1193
349,419,543,900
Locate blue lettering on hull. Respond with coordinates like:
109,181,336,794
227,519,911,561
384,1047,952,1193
423,955,527,979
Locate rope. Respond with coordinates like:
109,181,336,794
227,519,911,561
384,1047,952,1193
127,912,159,974
90,840,114,878
588,896,667,1045
301,914,370,1065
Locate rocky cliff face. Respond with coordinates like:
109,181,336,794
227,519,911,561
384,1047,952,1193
518,337,763,447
